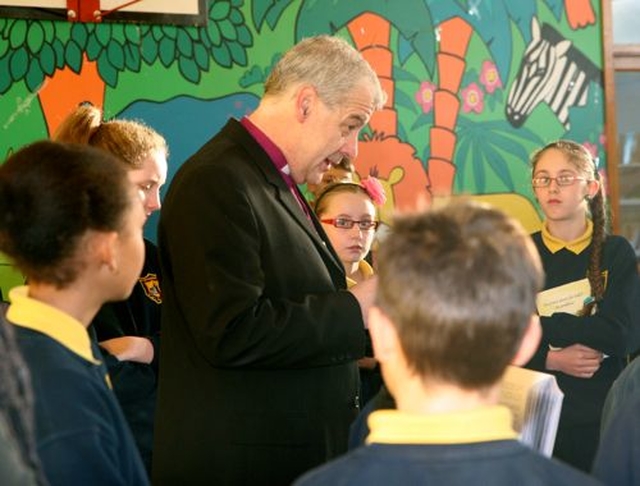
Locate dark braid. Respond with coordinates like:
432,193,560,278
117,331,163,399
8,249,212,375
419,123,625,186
583,170,608,316
0,308,48,485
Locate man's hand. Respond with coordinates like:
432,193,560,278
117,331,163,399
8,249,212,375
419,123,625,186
349,276,377,328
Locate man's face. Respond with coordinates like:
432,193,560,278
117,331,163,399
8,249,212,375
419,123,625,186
289,81,377,185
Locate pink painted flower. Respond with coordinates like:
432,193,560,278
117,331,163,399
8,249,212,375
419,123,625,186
461,82,484,114
479,60,502,94
415,81,437,113
583,141,598,159
360,176,387,206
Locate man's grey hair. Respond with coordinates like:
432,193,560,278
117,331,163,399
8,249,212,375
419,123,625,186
264,35,386,109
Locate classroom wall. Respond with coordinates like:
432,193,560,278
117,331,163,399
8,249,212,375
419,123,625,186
0,0,606,296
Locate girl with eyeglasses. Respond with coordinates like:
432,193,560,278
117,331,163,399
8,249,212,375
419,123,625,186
315,177,385,407
525,139,640,472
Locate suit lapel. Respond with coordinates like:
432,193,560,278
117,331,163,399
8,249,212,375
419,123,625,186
226,119,346,286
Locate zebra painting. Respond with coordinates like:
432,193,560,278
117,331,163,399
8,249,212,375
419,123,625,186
506,17,601,130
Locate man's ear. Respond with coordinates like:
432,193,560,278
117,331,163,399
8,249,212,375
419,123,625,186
295,85,317,122
511,314,542,366
369,305,400,364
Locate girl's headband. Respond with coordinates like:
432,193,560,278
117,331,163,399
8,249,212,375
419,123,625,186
315,176,387,208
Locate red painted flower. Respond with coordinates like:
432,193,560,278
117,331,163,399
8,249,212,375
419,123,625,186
415,81,437,113
462,82,484,114
479,60,502,94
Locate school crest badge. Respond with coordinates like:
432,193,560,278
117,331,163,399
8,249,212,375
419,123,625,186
139,273,162,304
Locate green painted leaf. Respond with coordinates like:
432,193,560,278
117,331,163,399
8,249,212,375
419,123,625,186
193,42,209,71
124,25,141,44
124,43,141,71
158,37,175,67
95,25,111,47
212,43,231,68
9,21,25,49
395,88,419,113
178,56,200,83
71,23,88,49
65,40,82,73
110,24,126,44
207,22,222,46
141,35,158,64
9,47,28,79
25,59,44,91
229,7,243,25
0,56,11,93
210,1,231,21
219,19,236,41
39,43,56,75
199,27,212,48
97,54,118,87
253,0,293,31
41,21,55,43
52,39,65,68
86,35,102,60
162,25,177,40
107,41,125,70
236,25,251,46
177,29,193,57
27,22,44,54
151,26,164,42
228,41,246,66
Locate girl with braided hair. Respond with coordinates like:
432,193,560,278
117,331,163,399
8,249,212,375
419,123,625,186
525,139,640,472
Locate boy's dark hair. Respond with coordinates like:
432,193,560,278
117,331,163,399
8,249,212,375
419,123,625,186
376,200,543,388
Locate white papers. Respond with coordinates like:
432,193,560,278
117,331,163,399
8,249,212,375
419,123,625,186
499,365,564,457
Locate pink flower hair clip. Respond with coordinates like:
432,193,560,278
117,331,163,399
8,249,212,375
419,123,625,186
360,176,386,206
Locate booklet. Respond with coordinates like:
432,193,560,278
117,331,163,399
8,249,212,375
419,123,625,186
499,365,564,457
536,278,591,317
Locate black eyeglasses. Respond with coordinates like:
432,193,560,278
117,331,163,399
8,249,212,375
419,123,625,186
532,174,587,188
320,218,378,230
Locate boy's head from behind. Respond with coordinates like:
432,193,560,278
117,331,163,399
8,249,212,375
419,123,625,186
371,200,543,395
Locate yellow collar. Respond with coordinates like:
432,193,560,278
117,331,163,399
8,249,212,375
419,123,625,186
346,260,375,289
541,219,593,254
6,286,101,365
366,406,517,445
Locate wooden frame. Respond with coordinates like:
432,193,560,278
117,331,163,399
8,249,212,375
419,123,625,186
602,0,640,234
0,0,208,26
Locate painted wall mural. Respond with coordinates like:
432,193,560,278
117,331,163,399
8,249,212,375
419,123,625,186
0,0,606,295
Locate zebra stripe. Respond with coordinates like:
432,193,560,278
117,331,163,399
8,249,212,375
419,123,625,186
506,18,601,129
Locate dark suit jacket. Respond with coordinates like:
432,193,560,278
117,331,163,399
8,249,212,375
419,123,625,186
153,119,366,486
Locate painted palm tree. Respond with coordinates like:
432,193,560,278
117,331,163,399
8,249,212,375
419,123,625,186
0,1,252,136
293,0,596,202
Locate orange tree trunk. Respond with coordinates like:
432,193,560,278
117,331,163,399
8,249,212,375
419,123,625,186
38,55,105,136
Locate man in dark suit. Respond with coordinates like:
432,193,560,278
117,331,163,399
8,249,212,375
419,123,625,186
152,35,385,485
